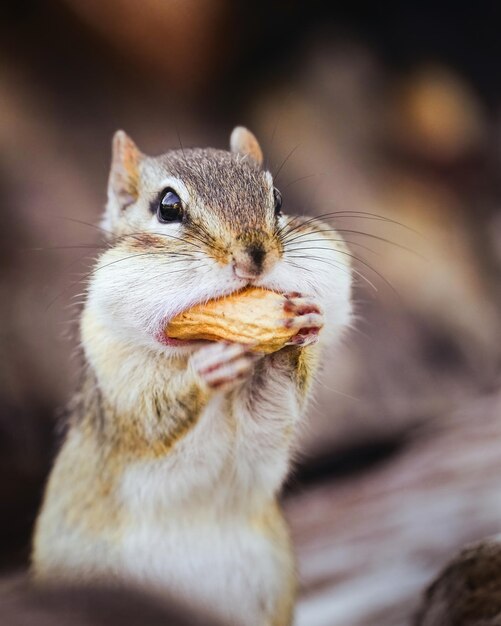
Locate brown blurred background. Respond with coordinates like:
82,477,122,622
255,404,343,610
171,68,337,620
1,2,501,624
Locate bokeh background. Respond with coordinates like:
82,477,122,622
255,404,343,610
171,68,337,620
1,2,501,625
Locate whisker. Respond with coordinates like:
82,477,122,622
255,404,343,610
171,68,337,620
331,229,422,258
175,123,186,159
57,250,100,276
44,251,204,312
285,253,367,289
46,215,208,254
89,254,204,283
48,215,112,238
317,380,362,402
286,244,384,275
324,210,422,235
185,222,216,248
283,259,314,274
324,210,419,232
283,173,325,190
128,249,203,260
278,210,421,241
276,213,342,239
275,215,307,239
133,261,208,290
133,265,208,292
193,221,217,243
28,244,109,251
273,145,299,182
265,91,294,172
283,237,379,256
123,231,205,252
336,248,397,294
286,253,378,293
282,225,422,258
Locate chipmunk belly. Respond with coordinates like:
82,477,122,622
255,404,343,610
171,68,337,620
118,510,294,626
112,395,296,625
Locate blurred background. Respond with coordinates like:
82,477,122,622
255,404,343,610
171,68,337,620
1,2,501,624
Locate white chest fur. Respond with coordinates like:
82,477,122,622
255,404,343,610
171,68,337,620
115,393,294,625
119,514,286,626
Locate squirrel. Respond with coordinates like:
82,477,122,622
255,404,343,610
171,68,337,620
31,127,352,626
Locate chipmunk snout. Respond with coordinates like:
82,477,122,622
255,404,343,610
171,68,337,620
232,235,279,280
233,244,265,279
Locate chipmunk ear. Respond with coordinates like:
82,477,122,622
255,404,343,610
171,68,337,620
230,126,263,166
108,130,143,208
104,130,143,232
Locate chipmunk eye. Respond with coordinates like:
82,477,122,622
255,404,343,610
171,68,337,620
273,187,282,216
158,188,183,223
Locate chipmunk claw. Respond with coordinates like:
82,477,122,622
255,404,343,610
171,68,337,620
282,293,323,347
191,342,259,390
286,328,320,347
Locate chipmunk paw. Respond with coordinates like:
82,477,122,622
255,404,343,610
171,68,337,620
282,293,324,347
191,342,259,390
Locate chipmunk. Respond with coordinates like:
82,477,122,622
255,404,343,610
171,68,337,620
32,127,352,626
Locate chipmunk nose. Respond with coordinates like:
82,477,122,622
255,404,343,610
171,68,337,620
232,243,266,280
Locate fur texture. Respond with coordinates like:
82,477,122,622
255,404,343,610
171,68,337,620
32,127,352,626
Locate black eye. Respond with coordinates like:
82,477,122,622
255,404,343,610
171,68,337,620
273,187,282,216
157,188,183,223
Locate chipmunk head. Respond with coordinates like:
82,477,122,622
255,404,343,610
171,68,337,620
84,127,351,352
104,127,281,281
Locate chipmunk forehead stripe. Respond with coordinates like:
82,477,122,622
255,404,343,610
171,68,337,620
153,148,273,230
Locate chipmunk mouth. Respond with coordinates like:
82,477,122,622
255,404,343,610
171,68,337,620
154,271,287,349
155,285,246,348
156,286,282,349
158,334,211,348
156,283,297,354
